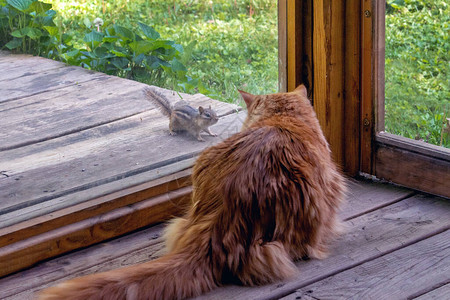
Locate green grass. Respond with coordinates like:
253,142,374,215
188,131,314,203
49,0,279,104
385,0,449,147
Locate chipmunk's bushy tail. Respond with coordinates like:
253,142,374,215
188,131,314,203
144,87,173,118
38,251,216,300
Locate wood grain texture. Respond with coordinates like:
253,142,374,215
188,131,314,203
0,169,191,248
195,194,449,299
0,180,423,299
343,0,361,176
341,177,414,220
413,283,450,300
0,186,192,277
361,0,374,173
285,0,313,94
0,223,167,300
281,230,450,300
0,111,245,227
374,143,450,198
0,55,64,81
0,53,243,277
0,64,106,103
313,0,345,167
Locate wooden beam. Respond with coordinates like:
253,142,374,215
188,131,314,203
278,0,287,92
361,0,375,173
0,169,191,248
0,186,192,277
313,0,345,167
285,0,313,94
374,133,450,198
344,0,362,176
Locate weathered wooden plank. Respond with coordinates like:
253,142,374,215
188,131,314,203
0,50,11,57
413,283,450,300
195,194,449,299
375,143,450,199
0,111,245,227
0,55,64,81
281,230,450,300
0,168,192,248
0,77,149,150
1,185,441,299
0,186,192,277
342,177,414,220
0,64,107,103
0,223,166,300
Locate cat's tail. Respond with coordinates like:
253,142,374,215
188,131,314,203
37,251,216,300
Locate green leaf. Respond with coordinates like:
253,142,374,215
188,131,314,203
6,0,32,12
113,24,134,41
102,36,119,43
133,53,145,65
29,1,52,13
146,55,168,69
172,43,183,54
170,57,187,72
23,27,42,39
62,33,72,43
44,26,58,36
83,30,104,48
138,22,160,40
94,46,113,58
11,29,25,38
5,38,22,49
128,40,154,56
110,57,129,70
41,10,57,26
64,49,80,58
110,49,128,57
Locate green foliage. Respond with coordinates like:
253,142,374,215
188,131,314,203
49,0,278,102
0,0,205,94
385,0,449,147
0,0,60,57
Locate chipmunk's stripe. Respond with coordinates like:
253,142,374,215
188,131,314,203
174,108,195,121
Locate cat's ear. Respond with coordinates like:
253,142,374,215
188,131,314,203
238,90,255,108
294,84,308,98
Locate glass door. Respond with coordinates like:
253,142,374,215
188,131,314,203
361,0,450,198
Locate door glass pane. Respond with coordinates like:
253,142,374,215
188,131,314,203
385,0,449,148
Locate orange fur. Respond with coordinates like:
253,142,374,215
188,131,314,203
38,85,346,300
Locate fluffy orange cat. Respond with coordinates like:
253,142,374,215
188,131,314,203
38,85,346,300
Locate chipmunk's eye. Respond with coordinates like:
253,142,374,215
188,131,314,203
205,113,210,117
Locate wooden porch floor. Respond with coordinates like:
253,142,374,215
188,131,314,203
0,52,242,276
0,179,449,299
1,52,449,299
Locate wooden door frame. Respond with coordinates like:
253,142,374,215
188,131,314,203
281,0,449,197
280,0,361,176
361,0,450,198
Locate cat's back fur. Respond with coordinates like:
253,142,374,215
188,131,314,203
38,85,346,300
